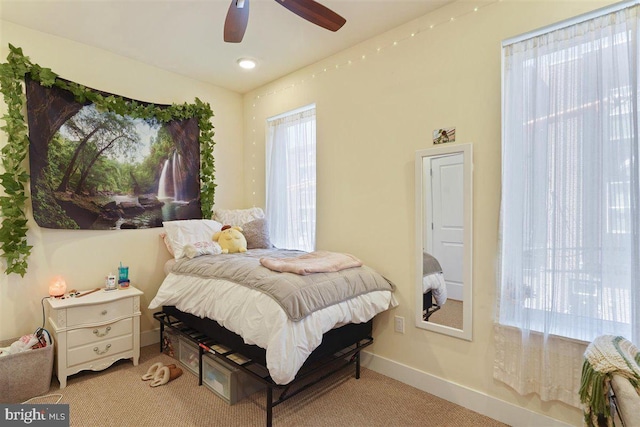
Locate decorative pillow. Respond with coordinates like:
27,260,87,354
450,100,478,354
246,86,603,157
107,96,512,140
242,218,274,249
183,241,222,259
162,219,223,260
212,207,264,227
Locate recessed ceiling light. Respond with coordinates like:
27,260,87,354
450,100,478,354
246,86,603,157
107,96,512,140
237,58,257,70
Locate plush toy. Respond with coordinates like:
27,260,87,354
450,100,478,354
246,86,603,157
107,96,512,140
213,225,247,254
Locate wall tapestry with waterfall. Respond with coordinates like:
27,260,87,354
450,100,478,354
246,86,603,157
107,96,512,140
26,77,202,230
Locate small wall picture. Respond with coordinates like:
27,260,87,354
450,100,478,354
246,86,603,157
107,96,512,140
433,127,456,144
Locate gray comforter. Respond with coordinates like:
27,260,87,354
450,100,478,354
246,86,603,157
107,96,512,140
171,248,394,321
423,252,443,276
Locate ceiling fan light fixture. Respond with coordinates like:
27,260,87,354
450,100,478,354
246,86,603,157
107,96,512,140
237,58,257,69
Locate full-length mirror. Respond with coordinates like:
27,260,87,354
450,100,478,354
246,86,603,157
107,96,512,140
415,143,473,340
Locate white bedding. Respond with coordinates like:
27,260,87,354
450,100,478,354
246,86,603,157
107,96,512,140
422,273,447,306
149,271,397,385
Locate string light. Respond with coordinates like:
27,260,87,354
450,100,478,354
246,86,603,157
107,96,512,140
247,1,500,203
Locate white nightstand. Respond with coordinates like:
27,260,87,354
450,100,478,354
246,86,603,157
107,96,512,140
46,286,143,388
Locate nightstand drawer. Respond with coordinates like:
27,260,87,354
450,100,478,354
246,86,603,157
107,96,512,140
67,334,133,367
67,318,133,348
66,298,132,326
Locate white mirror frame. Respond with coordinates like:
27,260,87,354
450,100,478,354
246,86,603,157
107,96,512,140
414,143,473,341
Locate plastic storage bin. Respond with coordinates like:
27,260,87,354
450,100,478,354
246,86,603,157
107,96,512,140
178,337,200,375
0,337,54,403
162,328,179,359
202,352,265,404
178,336,265,405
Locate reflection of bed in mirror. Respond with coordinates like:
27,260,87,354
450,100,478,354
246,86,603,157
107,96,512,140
422,251,447,321
415,143,473,341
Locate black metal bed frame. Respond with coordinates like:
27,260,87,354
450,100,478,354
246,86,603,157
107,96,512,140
153,310,373,427
423,289,440,321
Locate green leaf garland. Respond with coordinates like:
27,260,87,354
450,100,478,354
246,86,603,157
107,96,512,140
0,44,216,276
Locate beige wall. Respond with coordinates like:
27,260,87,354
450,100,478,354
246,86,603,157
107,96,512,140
242,1,615,425
0,21,245,341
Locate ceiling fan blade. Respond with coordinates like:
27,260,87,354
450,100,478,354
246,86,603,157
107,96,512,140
224,0,250,43
274,0,346,32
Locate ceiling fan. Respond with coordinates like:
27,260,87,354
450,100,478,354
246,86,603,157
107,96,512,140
224,0,346,43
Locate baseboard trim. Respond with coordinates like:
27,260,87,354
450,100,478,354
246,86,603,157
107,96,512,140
141,328,160,349
360,351,571,427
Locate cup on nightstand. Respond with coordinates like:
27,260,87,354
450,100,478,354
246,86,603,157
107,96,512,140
118,266,130,288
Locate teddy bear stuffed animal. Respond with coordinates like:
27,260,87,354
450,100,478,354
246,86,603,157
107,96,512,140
213,225,247,254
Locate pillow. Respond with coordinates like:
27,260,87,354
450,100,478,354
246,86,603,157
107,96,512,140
212,207,264,227
159,232,175,257
242,218,274,249
162,219,223,260
183,241,222,259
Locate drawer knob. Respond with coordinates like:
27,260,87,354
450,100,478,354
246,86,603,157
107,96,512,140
101,310,108,315
93,344,111,355
93,326,111,337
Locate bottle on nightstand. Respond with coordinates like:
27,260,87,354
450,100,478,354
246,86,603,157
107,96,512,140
105,273,117,291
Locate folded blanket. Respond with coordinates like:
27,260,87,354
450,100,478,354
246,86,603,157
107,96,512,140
579,335,640,427
260,250,362,275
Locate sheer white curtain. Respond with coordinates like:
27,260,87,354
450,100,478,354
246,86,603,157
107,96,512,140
266,107,316,252
496,5,640,407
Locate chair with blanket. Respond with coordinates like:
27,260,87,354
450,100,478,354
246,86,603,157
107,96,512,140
579,335,640,427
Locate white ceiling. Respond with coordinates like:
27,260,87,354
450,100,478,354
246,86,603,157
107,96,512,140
0,0,453,93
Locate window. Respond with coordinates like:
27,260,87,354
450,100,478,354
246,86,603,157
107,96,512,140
265,105,316,252
498,4,640,344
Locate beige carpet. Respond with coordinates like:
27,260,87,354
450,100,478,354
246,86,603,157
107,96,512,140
31,345,507,427
429,300,463,330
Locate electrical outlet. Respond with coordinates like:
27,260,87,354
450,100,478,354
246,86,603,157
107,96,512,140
394,315,405,333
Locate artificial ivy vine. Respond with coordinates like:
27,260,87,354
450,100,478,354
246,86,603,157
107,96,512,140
0,44,216,276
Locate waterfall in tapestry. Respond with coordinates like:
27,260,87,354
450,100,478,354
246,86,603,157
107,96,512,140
158,151,188,202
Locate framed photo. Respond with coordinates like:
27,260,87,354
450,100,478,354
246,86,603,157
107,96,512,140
433,127,456,144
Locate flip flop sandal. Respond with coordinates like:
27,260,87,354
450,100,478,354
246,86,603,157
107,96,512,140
150,365,183,387
141,362,177,381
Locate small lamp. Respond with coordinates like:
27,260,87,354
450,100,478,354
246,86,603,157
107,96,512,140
49,275,67,298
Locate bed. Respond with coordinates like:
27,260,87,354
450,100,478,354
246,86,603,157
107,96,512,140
422,252,446,321
149,214,397,426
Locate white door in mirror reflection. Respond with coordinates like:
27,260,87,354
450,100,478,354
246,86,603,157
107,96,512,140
424,153,464,301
